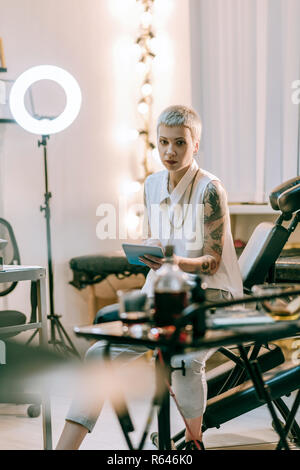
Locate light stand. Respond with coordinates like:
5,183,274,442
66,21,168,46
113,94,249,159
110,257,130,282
9,65,83,358
27,135,80,357
38,135,80,357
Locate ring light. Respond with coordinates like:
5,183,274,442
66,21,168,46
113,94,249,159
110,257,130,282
8,65,82,356
9,65,82,135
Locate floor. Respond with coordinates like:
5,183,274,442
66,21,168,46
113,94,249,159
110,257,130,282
0,356,299,451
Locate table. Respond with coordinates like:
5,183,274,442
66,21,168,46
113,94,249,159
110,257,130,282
74,313,300,450
0,265,52,450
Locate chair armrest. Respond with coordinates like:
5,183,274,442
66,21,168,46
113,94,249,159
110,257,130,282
269,176,300,211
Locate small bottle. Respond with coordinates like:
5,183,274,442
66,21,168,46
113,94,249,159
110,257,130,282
191,272,206,303
154,245,189,326
190,271,207,338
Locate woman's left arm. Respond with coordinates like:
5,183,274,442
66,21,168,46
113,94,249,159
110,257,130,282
177,180,227,275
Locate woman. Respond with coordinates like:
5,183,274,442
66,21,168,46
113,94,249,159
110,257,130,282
56,105,243,450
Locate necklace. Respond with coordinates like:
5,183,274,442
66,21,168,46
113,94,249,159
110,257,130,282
167,169,199,230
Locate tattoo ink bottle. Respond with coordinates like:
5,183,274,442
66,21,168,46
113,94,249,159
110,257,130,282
191,271,206,303
153,245,189,326
190,271,207,338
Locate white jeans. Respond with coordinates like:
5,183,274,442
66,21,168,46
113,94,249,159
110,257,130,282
66,288,231,432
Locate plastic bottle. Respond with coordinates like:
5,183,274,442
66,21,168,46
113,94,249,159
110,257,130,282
153,245,190,326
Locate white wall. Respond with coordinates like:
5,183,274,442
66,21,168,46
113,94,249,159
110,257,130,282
0,0,192,353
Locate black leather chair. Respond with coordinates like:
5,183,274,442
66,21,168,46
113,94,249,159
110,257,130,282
0,217,41,417
89,177,300,449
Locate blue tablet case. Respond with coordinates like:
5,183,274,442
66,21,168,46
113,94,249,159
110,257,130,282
122,243,164,266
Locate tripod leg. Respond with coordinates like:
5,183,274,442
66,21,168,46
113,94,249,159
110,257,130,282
49,315,81,358
26,328,39,345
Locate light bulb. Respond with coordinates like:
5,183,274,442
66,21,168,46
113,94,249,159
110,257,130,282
140,11,153,28
141,83,152,97
147,148,153,159
138,101,149,115
127,128,139,141
125,212,140,230
117,128,139,144
152,148,161,162
122,180,142,195
137,55,152,75
136,61,148,74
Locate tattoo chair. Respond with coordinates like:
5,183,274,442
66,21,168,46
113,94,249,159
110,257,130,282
92,177,300,449
0,217,42,418
169,176,300,449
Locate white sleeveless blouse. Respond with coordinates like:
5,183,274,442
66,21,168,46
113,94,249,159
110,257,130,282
141,159,243,299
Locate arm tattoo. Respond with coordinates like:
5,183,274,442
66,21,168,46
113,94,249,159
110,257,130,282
204,182,227,223
211,243,223,256
200,256,217,274
201,181,227,274
211,222,224,241
172,182,228,276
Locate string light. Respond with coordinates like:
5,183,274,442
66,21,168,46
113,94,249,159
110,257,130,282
135,0,157,181
140,11,153,28
125,212,141,231
141,82,152,97
121,0,158,237
138,99,149,115
121,180,142,195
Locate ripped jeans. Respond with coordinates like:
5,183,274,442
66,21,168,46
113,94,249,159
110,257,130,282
66,288,231,432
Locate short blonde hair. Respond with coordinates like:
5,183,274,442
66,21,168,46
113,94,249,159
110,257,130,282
157,105,202,143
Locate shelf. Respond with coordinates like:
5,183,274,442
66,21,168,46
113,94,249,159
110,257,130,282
229,204,275,215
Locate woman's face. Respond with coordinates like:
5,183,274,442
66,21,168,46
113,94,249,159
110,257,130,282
157,124,198,174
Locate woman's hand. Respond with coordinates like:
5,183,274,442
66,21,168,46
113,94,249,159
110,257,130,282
139,253,180,271
139,254,165,271
140,239,165,270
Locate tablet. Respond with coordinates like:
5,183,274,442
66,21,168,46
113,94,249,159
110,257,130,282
122,243,164,266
